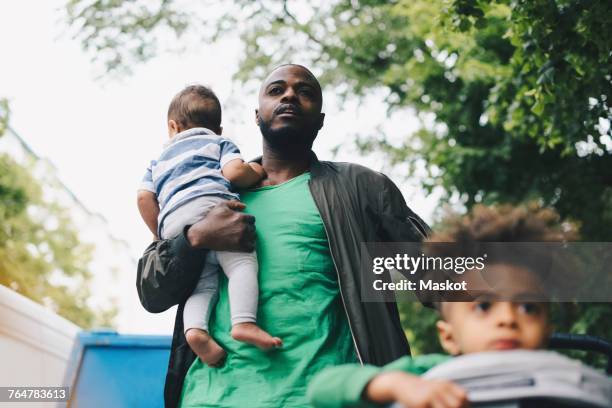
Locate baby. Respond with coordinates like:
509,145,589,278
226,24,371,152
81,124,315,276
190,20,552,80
307,205,595,408
137,85,281,367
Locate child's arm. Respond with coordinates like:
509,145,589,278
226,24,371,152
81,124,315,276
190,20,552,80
222,159,266,188
308,356,467,408
137,190,160,240
365,371,468,408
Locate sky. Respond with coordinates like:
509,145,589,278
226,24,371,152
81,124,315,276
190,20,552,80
0,0,439,333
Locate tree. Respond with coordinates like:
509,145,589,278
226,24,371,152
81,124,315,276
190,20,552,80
65,0,612,239
0,103,115,328
64,0,611,361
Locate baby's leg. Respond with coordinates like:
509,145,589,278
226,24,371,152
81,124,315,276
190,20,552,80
216,251,282,349
184,256,226,366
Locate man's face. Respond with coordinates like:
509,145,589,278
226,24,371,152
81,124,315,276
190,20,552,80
256,65,325,151
437,264,551,355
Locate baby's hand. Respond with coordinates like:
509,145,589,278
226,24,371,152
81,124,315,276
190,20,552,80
393,375,468,408
249,162,266,179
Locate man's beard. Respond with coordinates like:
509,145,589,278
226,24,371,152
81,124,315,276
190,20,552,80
258,116,319,153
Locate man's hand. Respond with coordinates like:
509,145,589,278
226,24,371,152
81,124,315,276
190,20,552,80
366,371,469,408
186,200,256,252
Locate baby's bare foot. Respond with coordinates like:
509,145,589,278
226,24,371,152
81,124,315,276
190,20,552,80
231,323,283,350
185,328,227,367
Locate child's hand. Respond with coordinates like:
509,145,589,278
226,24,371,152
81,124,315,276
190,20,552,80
366,372,469,408
249,162,266,179
393,376,468,408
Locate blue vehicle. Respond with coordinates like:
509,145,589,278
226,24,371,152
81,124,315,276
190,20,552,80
62,331,611,407
62,330,171,408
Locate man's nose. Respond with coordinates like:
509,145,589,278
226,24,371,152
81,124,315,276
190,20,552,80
280,87,298,103
494,302,519,328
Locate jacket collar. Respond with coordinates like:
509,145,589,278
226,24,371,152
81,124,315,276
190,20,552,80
249,150,336,177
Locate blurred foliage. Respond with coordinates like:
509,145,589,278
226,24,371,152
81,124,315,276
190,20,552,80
65,0,612,239
64,0,192,76
0,104,115,328
64,0,611,359
0,99,8,135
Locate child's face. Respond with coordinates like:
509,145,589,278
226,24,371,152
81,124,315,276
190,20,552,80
436,263,551,355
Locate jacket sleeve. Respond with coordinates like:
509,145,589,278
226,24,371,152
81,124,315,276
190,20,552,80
378,174,431,241
136,228,208,313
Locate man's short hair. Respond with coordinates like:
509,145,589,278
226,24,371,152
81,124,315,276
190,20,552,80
168,85,222,130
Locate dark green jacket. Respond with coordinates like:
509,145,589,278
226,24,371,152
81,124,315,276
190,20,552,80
136,155,429,408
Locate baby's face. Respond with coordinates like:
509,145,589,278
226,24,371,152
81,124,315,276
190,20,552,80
437,264,551,355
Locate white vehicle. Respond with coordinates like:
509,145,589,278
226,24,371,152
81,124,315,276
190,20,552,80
391,349,612,408
0,284,79,407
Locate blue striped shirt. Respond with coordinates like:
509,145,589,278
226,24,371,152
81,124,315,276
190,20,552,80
139,127,242,236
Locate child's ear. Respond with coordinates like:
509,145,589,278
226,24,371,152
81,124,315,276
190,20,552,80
218,126,223,135
168,119,180,136
436,320,461,355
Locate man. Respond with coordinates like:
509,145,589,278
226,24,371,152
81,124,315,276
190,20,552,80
137,64,429,407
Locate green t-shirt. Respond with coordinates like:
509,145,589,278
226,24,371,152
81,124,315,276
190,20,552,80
180,172,358,407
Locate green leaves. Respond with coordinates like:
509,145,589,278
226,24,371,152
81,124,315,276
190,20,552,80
64,0,192,76
0,151,112,329
0,99,8,138
63,0,612,337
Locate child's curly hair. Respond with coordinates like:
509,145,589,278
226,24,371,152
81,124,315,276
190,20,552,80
428,203,577,244
422,203,578,308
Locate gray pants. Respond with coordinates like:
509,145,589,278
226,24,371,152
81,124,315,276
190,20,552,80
161,197,259,333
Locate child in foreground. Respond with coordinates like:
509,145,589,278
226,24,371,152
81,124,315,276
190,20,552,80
137,85,281,367
307,205,577,408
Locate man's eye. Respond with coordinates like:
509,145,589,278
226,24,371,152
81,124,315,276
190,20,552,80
268,87,282,95
299,88,313,96
474,301,492,312
518,302,541,315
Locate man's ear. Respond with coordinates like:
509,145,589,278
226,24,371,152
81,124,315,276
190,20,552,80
255,109,260,126
317,113,325,130
436,320,461,355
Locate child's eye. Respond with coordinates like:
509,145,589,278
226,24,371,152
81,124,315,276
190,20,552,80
474,301,492,312
518,302,541,315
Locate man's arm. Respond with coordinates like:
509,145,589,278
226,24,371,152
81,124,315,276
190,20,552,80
136,201,257,313
379,174,431,241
